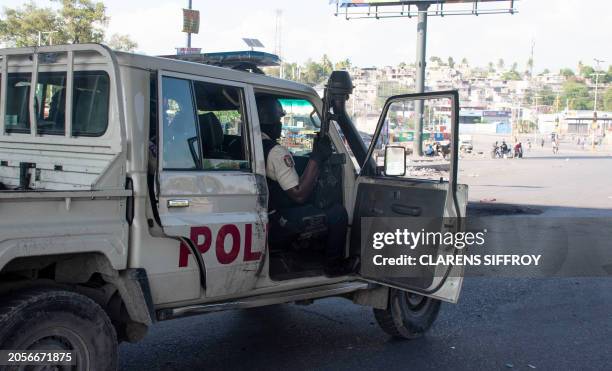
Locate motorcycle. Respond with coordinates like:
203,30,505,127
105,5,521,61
435,142,451,159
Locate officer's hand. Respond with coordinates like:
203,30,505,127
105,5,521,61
311,135,333,164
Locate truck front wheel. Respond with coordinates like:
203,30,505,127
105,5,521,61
0,288,118,370
373,289,441,339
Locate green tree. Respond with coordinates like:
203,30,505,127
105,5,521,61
497,58,505,70
58,0,107,43
0,2,61,46
461,57,468,65
334,58,351,71
487,61,495,73
603,87,612,111
526,58,533,75
561,79,592,110
511,62,518,71
0,1,135,48
580,65,595,79
559,68,575,78
302,59,326,86
604,65,612,84
447,56,455,68
321,54,333,76
107,33,137,51
501,70,521,81
398,62,407,69
429,56,442,64
539,85,556,107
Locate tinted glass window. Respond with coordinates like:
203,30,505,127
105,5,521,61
278,98,320,156
162,77,199,170
5,73,31,133
192,80,249,171
36,72,67,135
72,71,109,136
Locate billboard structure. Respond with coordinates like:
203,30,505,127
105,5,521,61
333,0,516,19
330,0,517,155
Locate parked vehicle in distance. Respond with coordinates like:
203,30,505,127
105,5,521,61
459,134,473,153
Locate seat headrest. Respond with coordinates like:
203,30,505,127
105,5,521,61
198,112,224,155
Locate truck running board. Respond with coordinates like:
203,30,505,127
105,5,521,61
157,281,371,321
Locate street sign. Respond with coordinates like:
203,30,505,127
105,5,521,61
182,8,200,34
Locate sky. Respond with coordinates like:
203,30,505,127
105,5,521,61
2,0,611,72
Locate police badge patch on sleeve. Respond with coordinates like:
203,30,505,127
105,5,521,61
283,155,295,167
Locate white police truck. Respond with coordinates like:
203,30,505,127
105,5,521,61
0,44,467,370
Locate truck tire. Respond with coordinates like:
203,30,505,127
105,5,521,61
0,288,117,371
373,289,441,339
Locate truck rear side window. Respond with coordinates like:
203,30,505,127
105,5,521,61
3,70,109,137
5,73,31,133
36,72,67,135
72,71,109,137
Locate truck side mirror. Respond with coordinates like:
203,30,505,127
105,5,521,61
384,145,406,176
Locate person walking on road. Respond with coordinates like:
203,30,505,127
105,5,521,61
541,137,545,148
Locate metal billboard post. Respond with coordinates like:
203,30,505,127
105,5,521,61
187,0,193,48
414,3,429,156
333,0,517,157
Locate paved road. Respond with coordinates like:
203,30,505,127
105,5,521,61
119,144,612,371
119,277,611,370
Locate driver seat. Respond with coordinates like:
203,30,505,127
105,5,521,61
198,112,231,159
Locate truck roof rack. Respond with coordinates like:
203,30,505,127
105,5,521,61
158,50,281,74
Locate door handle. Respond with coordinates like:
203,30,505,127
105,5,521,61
391,204,422,217
168,199,190,208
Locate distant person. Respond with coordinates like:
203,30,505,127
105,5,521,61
424,142,435,156
501,140,508,154
540,138,545,148
552,140,558,154
526,138,531,150
514,142,523,158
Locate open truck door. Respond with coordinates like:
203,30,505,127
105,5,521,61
352,91,468,303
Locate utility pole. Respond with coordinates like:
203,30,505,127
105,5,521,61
274,9,283,78
187,0,193,48
529,39,535,78
591,58,605,151
414,3,429,156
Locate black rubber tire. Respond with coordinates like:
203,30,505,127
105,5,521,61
0,288,118,371
373,289,441,339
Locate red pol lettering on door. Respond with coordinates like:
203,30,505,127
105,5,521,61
178,224,261,267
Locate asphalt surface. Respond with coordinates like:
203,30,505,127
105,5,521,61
119,138,612,371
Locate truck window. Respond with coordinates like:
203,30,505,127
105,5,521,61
161,76,200,170
36,72,67,135
3,70,109,136
277,98,320,156
5,73,31,133
192,80,250,171
72,71,109,137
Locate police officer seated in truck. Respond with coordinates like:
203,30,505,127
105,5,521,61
256,95,353,276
